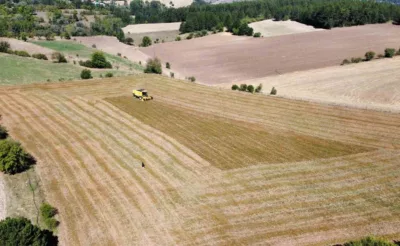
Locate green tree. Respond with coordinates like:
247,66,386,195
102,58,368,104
0,217,58,246
40,203,59,231
0,41,10,53
231,84,239,90
166,62,171,69
255,83,263,93
253,32,261,38
141,36,152,47
343,236,396,246
247,85,255,93
384,48,396,58
364,51,375,61
239,84,247,91
0,125,7,139
80,69,93,79
0,140,35,175
91,52,112,69
144,57,162,74
270,87,277,95
51,52,67,63
125,37,134,45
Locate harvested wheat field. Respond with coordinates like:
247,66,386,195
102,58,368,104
1,75,400,245
141,23,400,84
123,22,181,44
249,19,323,37
225,56,400,113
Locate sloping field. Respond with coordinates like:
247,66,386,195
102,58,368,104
0,38,53,56
123,22,181,44
140,23,400,84
0,75,400,245
0,175,5,220
230,57,400,112
249,19,323,37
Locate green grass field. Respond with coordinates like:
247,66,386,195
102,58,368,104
0,53,130,85
32,41,143,71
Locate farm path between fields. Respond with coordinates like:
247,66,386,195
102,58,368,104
0,175,5,220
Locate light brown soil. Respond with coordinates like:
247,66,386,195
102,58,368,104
0,75,399,245
0,174,5,220
0,38,54,56
123,22,181,34
249,19,323,37
140,23,400,84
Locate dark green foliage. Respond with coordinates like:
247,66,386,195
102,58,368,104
141,36,152,47
79,60,93,68
231,84,239,90
91,52,112,69
14,50,30,57
166,62,171,69
51,52,67,63
175,36,181,41
0,140,35,174
253,32,261,38
21,33,27,42
247,85,255,93
0,217,58,246
63,32,71,40
385,48,396,58
188,76,196,82
144,57,162,74
40,203,59,231
125,37,134,45
343,236,396,246
80,69,92,79
105,72,114,78
365,51,375,61
351,57,363,63
270,87,277,95
186,33,194,40
239,84,247,91
0,125,7,139
341,59,351,65
255,83,263,93
0,41,10,53
32,53,48,60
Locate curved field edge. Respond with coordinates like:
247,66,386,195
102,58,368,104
0,75,399,245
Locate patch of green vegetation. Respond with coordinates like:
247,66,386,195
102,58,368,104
0,53,129,85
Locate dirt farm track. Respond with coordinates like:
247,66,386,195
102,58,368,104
0,75,400,245
141,23,400,84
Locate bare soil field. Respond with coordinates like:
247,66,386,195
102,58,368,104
0,175,5,220
123,22,181,44
140,23,400,84
228,57,400,113
249,19,323,37
0,38,53,56
0,75,400,245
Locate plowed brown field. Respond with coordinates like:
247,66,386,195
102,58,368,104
140,23,400,84
1,75,400,245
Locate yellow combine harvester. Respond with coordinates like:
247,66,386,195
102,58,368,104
132,89,153,101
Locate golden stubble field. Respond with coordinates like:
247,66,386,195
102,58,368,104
0,75,400,245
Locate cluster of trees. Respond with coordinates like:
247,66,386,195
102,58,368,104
232,83,263,93
130,0,400,35
144,57,162,74
342,48,400,65
79,51,112,69
342,236,398,246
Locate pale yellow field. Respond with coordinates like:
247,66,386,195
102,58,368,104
0,75,400,245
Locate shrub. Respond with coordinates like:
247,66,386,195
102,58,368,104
0,217,58,245
45,32,55,41
385,48,396,58
255,83,263,93
187,76,196,82
170,72,175,78
0,140,35,174
239,84,247,91
351,57,363,63
79,60,92,68
141,36,152,47
117,53,121,57
270,87,277,95
91,52,112,68
44,218,59,230
253,32,261,38
166,62,171,69
144,57,162,74
80,69,92,79
0,41,10,53
105,72,113,78
247,85,255,93
51,52,67,63
21,33,27,42
175,36,181,41
14,50,30,57
341,59,351,65
364,51,375,61
186,33,194,40
32,53,48,60
343,236,396,246
0,125,7,139
64,32,71,40
40,203,58,219
92,44,96,48
125,37,134,45
232,84,239,90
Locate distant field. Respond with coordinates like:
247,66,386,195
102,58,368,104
1,75,399,245
123,23,181,45
141,23,400,84
0,53,129,85
249,19,323,37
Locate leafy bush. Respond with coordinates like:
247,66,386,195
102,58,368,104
239,84,247,91
0,217,58,245
40,203,58,219
91,52,112,68
80,69,92,79
141,36,152,47
343,236,396,246
186,33,194,40
175,36,181,41
170,72,175,78
125,37,134,45
187,76,196,82
253,32,261,38
341,59,351,65
255,83,263,93
51,52,67,63
14,50,30,57
231,84,239,90
79,60,92,68
105,72,113,78
63,32,71,40
364,51,375,61
92,44,96,48
117,53,121,57
247,85,255,93
144,57,162,74
0,125,8,139
0,140,35,174
0,41,10,53
270,87,277,95
385,48,396,58
21,33,27,42
32,53,48,60
166,62,171,69
351,57,363,63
